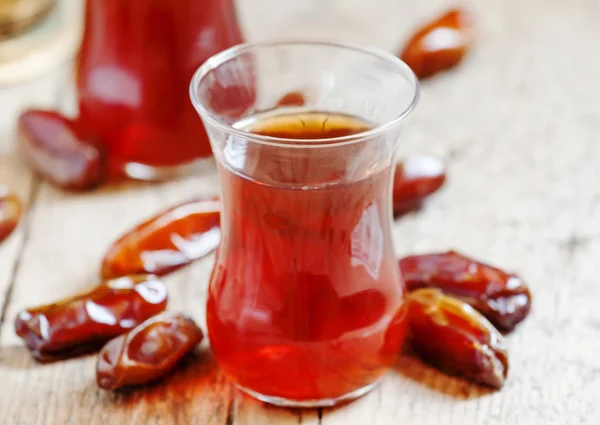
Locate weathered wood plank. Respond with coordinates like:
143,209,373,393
2,0,600,423
233,396,319,425
321,0,600,423
0,68,68,331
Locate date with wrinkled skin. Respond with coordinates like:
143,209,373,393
15,275,167,361
18,110,105,190
101,197,221,278
393,155,446,216
96,312,204,390
0,186,22,245
400,8,475,79
407,288,508,388
400,250,531,332
275,91,306,108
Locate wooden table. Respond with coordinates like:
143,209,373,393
1,0,599,423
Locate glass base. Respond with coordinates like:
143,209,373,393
236,378,382,408
118,159,208,181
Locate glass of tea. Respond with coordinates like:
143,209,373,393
190,41,419,407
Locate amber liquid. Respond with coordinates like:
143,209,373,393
207,112,407,402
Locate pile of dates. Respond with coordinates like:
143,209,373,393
15,275,204,390
12,7,527,392
14,198,221,390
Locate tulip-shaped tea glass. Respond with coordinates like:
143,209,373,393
190,41,419,407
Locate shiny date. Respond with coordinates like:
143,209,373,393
407,288,509,388
400,8,475,79
393,155,446,216
0,186,22,245
18,110,105,190
400,250,531,332
101,197,221,278
15,275,167,361
96,312,204,390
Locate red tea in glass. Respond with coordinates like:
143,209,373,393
76,0,249,179
191,42,419,407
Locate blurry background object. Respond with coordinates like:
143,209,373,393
0,0,81,85
74,0,246,180
0,0,55,39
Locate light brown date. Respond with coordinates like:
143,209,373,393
400,250,531,332
18,110,105,190
393,155,446,216
14,275,167,361
407,288,508,388
96,312,204,390
0,186,21,244
101,197,221,278
400,8,475,79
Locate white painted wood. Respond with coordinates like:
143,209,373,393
0,63,67,323
1,0,600,423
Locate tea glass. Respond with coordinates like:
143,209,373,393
190,40,419,407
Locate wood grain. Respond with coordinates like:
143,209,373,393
0,68,65,331
2,0,600,423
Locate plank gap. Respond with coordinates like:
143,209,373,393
225,387,237,425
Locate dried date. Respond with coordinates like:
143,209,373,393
407,288,508,388
101,197,221,278
18,110,105,190
15,275,167,361
393,155,446,216
400,250,531,332
0,186,22,244
96,312,204,390
400,8,475,79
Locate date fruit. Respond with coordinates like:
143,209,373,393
96,312,204,390
275,91,306,107
18,110,105,190
393,154,446,215
15,275,167,361
407,288,508,388
101,197,221,278
400,250,531,332
0,186,22,244
400,8,475,79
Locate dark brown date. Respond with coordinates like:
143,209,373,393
101,197,220,278
275,91,306,107
96,312,204,390
400,250,531,332
15,275,167,361
407,288,508,388
393,154,446,215
18,110,105,190
0,186,21,244
400,8,475,79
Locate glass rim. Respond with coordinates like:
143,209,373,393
189,39,420,148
